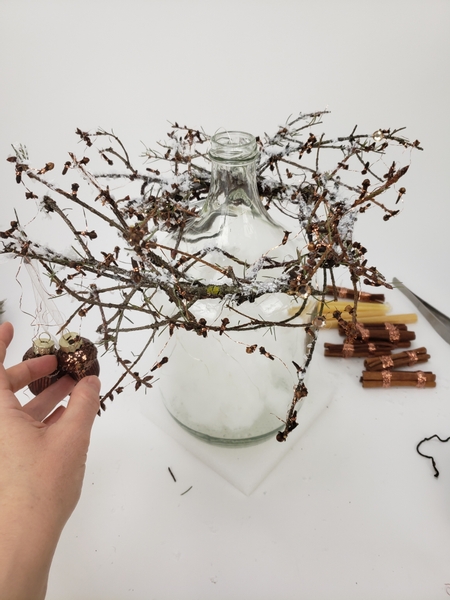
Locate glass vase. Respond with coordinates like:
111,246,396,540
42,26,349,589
158,131,317,445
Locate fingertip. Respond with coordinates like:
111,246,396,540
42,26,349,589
0,322,14,362
0,321,14,343
81,375,102,393
81,375,101,395
66,375,101,421
37,353,58,372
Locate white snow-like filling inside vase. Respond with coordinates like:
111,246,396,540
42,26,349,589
158,287,317,440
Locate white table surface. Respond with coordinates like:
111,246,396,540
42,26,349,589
1,2,450,598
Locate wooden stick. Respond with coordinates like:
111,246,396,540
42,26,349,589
361,370,435,381
324,341,411,358
362,380,436,388
339,328,416,342
323,313,418,329
364,347,429,371
339,322,408,332
320,300,390,314
325,285,385,303
361,370,436,388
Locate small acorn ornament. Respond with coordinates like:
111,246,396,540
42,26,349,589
57,332,100,381
22,333,60,395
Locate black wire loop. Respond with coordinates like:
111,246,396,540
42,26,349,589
416,434,450,478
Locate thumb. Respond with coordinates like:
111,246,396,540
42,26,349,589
62,375,101,433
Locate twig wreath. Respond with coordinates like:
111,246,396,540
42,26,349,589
0,111,421,440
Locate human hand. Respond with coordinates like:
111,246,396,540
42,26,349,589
0,322,101,599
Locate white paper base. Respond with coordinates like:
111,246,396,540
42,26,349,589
139,352,335,495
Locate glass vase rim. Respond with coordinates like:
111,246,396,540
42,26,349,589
209,130,258,163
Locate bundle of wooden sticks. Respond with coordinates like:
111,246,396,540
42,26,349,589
322,286,437,389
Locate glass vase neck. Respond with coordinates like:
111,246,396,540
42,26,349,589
204,131,269,218
209,131,258,163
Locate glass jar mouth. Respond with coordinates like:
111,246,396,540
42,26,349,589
209,131,258,163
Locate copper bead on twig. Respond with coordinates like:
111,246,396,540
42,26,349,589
57,332,100,381
22,333,60,395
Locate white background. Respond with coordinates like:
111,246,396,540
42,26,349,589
1,2,450,599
